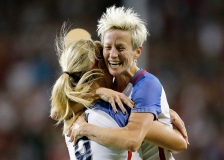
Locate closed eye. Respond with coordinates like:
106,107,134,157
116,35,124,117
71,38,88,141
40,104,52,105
117,47,125,51
104,46,111,50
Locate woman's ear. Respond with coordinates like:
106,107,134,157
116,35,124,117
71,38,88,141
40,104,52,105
135,46,142,58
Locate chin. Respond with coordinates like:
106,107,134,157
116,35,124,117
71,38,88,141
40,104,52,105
108,69,118,76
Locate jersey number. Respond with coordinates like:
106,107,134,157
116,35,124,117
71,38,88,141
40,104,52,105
75,136,92,160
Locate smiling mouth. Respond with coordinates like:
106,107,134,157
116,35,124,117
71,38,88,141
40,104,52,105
109,61,122,67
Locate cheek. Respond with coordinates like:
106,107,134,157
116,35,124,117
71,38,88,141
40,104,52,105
103,50,109,59
125,56,135,67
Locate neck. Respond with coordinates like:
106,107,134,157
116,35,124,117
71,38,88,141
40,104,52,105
99,71,113,88
113,67,140,92
113,75,129,92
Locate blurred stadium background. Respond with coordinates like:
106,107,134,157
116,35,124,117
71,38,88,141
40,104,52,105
0,0,223,159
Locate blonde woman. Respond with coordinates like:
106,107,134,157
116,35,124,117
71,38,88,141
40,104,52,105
50,30,187,159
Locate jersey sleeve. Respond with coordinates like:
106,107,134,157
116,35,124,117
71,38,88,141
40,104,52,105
131,75,162,120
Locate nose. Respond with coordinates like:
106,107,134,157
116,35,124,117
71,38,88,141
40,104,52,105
109,47,118,58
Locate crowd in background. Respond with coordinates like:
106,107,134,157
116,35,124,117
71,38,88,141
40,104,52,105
0,0,223,159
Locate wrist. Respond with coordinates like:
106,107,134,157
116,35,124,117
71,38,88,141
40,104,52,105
95,87,105,95
79,123,90,137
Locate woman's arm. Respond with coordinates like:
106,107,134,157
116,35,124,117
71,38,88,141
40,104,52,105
51,87,134,120
144,121,187,153
68,112,154,152
68,112,188,153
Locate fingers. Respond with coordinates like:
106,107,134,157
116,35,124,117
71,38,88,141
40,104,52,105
172,116,189,145
68,122,79,145
101,95,108,102
115,99,126,114
108,93,135,114
179,123,189,145
66,112,88,147
108,95,128,114
68,124,75,143
69,134,74,143
177,116,187,136
67,128,71,137
108,97,118,113
99,90,135,114
180,121,189,144
170,109,189,145
120,96,135,109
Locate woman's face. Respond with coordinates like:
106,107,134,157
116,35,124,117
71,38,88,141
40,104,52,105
103,29,141,79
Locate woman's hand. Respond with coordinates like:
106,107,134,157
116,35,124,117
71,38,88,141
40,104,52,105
96,87,135,114
170,109,189,145
67,112,87,145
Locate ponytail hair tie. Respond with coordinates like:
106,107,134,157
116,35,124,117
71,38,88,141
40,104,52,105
63,71,71,76
62,71,82,82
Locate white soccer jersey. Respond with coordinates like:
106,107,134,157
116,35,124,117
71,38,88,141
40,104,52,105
66,68,174,160
65,108,142,160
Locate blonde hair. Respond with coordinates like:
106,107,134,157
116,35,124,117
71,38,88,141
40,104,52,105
97,5,149,50
51,28,104,134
